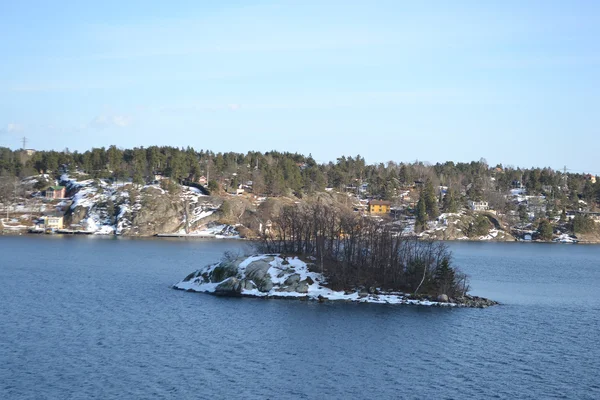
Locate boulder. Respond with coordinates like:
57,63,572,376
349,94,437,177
242,280,257,291
210,261,240,283
258,279,273,292
245,260,272,281
305,276,314,285
296,281,309,293
284,274,301,285
244,259,275,292
437,294,449,303
215,278,242,295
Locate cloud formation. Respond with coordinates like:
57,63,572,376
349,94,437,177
91,114,133,128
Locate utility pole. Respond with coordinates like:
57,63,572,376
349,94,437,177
21,137,28,150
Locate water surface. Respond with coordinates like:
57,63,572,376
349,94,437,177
1,237,598,399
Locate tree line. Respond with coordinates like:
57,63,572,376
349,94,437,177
1,146,599,209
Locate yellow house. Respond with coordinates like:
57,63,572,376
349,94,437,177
367,200,391,214
44,216,64,230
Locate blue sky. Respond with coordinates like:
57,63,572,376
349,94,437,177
0,0,598,173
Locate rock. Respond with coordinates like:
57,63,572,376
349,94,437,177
279,285,298,293
245,260,271,281
182,271,196,282
242,280,257,291
284,274,301,285
258,279,273,293
305,276,314,285
296,281,309,293
437,294,449,302
210,261,239,283
244,260,274,292
368,287,379,295
215,277,242,295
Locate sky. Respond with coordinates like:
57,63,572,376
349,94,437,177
0,0,598,173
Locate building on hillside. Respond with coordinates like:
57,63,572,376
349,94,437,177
44,216,64,230
153,172,166,182
45,186,66,199
367,200,391,214
584,174,597,184
198,175,207,185
468,200,489,212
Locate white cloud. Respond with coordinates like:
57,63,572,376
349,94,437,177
7,123,24,133
91,114,133,128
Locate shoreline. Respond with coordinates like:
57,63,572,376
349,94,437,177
1,230,597,244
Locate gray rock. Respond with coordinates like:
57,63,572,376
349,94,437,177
215,277,242,295
284,274,301,285
258,279,273,292
279,285,298,292
244,259,274,292
296,281,309,293
242,280,257,291
245,260,272,281
437,294,449,303
210,262,239,283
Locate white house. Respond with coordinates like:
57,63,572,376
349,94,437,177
468,200,489,212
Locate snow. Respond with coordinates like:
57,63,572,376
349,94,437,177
61,173,218,236
554,233,578,243
172,224,240,238
175,255,457,307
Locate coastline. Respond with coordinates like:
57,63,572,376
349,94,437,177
1,229,597,243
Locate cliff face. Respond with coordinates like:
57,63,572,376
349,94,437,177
61,174,222,236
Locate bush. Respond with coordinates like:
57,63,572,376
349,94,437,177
537,219,554,240
573,215,596,234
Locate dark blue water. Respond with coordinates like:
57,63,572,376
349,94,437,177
1,237,599,399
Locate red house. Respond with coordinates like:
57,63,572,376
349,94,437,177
45,186,66,199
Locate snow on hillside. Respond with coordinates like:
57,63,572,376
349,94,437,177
61,174,217,235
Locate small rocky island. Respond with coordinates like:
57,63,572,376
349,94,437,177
174,254,497,308
175,199,498,308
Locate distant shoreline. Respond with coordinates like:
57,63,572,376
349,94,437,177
2,230,598,244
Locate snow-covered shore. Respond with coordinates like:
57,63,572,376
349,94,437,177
174,254,497,307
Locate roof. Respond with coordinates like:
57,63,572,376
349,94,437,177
48,186,65,191
368,200,392,206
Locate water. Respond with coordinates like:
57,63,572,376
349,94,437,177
1,237,599,399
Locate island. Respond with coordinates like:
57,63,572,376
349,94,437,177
175,199,498,308
174,254,497,307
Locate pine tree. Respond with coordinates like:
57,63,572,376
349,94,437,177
423,180,439,219
442,188,459,213
434,258,456,295
415,196,428,232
